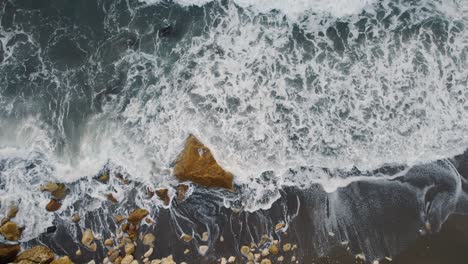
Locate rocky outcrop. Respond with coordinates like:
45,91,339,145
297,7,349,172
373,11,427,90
174,135,233,190
0,244,20,264
14,246,54,264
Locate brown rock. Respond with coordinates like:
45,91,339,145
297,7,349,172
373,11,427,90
124,242,135,255
41,182,68,200
45,199,61,212
127,208,149,224
50,256,74,264
114,215,125,224
7,206,18,219
104,239,114,247
143,233,156,246
173,135,234,190
15,246,54,263
156,189,170,206
180,234,192,242
275,223,285,232
0,243,20,263
177,184,189,201
71,214,80,223
268,244,279,255
282,243,291,252
105,193,118,203
81,229,97,251
0,221,21,241
97,170,110,183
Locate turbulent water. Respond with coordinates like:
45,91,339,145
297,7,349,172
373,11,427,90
0,0,467,262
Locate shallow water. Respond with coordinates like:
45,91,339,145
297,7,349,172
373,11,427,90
0,0,467,263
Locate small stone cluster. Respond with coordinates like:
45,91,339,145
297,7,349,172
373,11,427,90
0,205,73,264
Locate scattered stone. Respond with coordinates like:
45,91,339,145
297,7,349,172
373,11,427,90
145,218,155,224
143,233,156,246
0,243,20,263
173,135,234,190
156,189,170,206
124,242,135,255
104,239,114,247
254,253,261,261
291,256,296,262
7,206,18,219
199,245,209,255
201,232,209,241
121,255,134,264
106,193,118,203
161,255,175,264
180,234,192,242
71,214,81,223
130,260,138,264
15,246,54,263
128,208,149,224
0,221,21,241
268,244,279,255
177,184,189,201
75,249,82,256
282,243,291,252
220,235,224,242
115,215,126,224
81,229,97,251
240,245,250,257
291,244,298,250
46,199,62,212
50,256,74,264
275,223,285,232
258,235,270,247
97,170,110,183
151,259,162,264
277,256,284,262
260,259,272,264
227,256,236,263
261,248,269,257
220,257,227,264
144,247,153,258
41,182,68,199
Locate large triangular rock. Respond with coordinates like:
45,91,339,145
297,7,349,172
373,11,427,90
174,135,233,190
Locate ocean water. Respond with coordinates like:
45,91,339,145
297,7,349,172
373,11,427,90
0,0,467,262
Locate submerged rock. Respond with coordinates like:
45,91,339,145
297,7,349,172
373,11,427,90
0,221,21,241
40,182,68,200
0,243,20,263
176,184,189,201
15,246,54,263
174,135,234,190
7,206,18,219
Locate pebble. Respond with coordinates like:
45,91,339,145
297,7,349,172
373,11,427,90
199,245,209,255
184,249,190,254
261,248,269,257
260,259,272,264
268,244,279,255
143,233,156,246
220,235,224,242
282,243,292,252
125,243,136,255
104,239,114,247
277,256,284,262
275,222,285,232
227,256,236,263
76,249,82,256
220,257,227,264
121,255,134,264
144,247,153,258
240,245,250,257
180,234,192,242
201,232,209,241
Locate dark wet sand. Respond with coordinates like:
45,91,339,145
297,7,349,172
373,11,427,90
22,184,468,264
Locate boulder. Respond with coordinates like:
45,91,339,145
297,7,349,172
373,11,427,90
174,135,233,190
0,221,21,241
14,246,54,264
0,244,20,264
